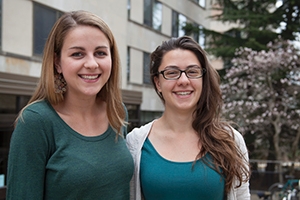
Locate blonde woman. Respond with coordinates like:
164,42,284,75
7,10,133,199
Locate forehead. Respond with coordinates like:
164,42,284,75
160,49,200,69
62,25,109,47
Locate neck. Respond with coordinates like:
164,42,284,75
159,110,195,134
55,94,104,117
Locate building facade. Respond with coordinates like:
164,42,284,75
0,0,225,187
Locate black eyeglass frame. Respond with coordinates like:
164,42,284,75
156,67,207,80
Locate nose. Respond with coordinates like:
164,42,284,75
177,71,189,84
84,55,99,69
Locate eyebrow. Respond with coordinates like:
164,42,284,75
95,46,109,50
68,46,109,51
164,64,201,69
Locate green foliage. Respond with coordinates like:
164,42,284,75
181,22,200,36
205,0,300,61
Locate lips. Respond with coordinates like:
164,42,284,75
79,74,100,80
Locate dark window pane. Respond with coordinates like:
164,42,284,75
144,0,152,27
172,11,179,37
125,104,140,132
143,52,151,84
127,47,130,81
33,3,61,56
144,0,162,31
0,94,30,186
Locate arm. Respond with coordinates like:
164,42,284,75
126,133,138,200
6,108,52,199
233,129,251,200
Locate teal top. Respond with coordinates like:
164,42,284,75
7,100,134,200
140,138,225,200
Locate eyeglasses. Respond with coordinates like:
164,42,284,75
157,66,206,80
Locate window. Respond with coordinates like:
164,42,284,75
141,110,162,125
193,24,206,48
0,93,31,187
144,0,162,31
125,104,140,132
198,25,205,48
192,0,206,8
172,11,187,37
127,47,130,82
143,52,151,84
127,0,131,18
0,0,2,47
33,3,63,56
0,0,2,48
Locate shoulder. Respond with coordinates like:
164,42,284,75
127,121,153,140
18,100,55,125
224,125,245,145
126,121,154,151
229,127,249,160
12,100,56,146
23,100,51,115
230,127,247,148
230,127,244,143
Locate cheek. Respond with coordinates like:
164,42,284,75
194,81,203,95
59,59,72,73
104,60,112,74
101,59,113,80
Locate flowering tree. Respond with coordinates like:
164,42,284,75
221,40,300,171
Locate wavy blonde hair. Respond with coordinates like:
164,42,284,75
150,36,250,194
17,10,125,134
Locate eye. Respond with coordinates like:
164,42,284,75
95,51,107,57
71,52,84,58
187,67,201,75
165,69,179,76
188,69,198,74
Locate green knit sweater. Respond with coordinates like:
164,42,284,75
7,100,134,200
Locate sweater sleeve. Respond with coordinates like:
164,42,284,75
233,129,251,200
6,107,53,200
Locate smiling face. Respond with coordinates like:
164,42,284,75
56,25,112,99
154,49,203,113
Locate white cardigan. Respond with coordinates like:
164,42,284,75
126,121,250,200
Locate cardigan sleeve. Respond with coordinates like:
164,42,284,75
232,128,251,200
126,122,153,200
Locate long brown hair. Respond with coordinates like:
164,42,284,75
150,36,250,194
17,10,125,134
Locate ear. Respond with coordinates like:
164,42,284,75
54,54,62,73
154,76,161,92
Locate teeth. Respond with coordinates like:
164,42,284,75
81,75,99,80
176,91,191,95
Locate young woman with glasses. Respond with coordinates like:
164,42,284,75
126,36,250,200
